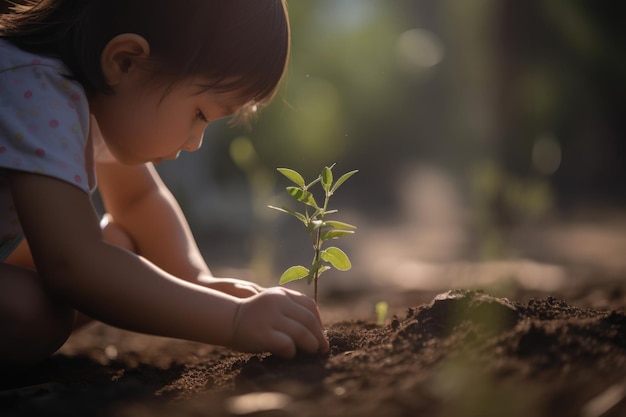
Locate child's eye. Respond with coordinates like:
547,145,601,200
195,110,208,122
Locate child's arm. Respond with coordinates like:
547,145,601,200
8,170,328,357
95,162,262,297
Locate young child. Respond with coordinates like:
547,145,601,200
0,0,329,369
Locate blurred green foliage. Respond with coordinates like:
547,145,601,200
185,0,625,263
219,1,622,199
249,1,414,176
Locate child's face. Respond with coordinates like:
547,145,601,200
90,77,241,165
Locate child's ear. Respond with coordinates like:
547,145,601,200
100,34,150,87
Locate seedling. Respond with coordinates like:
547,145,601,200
269,164,357,304
375,301,389,326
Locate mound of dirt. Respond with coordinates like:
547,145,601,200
2,289,626,417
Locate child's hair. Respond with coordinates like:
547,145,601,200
0,0,290,120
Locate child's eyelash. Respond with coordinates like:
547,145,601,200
195,110,208,122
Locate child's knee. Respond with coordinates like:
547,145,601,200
0,306,74,369
100,213,137,253
7,297,74,346
0,269,75,367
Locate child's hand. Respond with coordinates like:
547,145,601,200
197,276,265,298
230,287,330,358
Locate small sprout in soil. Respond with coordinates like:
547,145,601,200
269,164,357,304
375,301,389,326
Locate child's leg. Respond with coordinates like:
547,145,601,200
0,263,75,370
0,214,137,369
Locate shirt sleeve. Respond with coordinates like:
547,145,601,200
0,63,94,193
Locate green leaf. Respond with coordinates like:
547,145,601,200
321,229,355,241
279,265,310,284
268,205,307,224
277,168,305,188
320,247,352,271
323,220,357,231
307,263,331,284
286,187,318,207
330,170,358,194
321,166,333,193
318,265,331,275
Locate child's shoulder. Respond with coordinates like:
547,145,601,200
0,38,86,108
0,38,65,74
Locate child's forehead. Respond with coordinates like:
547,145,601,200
202,88,248,113
156,75,240,103
191,79,251,108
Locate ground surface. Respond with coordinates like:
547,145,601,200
2,282,626,417
3,205,626,417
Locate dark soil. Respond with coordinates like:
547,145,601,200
2,286,626,417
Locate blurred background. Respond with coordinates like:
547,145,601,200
156,0,626,302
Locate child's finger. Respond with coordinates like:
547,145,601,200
283,292,329,352
274,317,322,356
282,288,324,323
283,299,329,353
266,329,297,359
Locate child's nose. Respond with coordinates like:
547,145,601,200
183,131,204,153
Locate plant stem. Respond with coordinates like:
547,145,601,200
313,224,322,304
313,190,331,304
310,186,332,304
